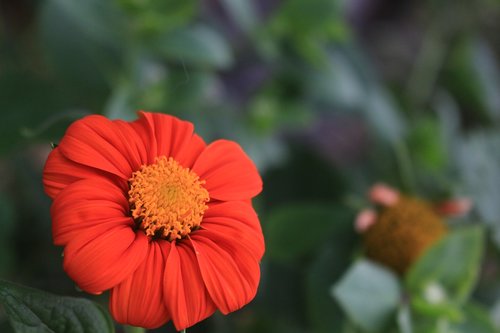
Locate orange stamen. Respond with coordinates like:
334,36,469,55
128,156,209,241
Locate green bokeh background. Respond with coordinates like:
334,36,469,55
1,0,500,332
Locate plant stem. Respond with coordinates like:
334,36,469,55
392,140,416,194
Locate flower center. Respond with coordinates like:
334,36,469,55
128,156,209,241
363,197,447,274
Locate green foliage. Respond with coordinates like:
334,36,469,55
305,223,357,332
407,116,446,172
219,0,258,34
455,132,500,247
117,0,197,34
0,70,74,154
332,260,401,332
0,280,114,333
333,227,490,333
443,37,500,126
264,203,352,262
451,303,498,333
39,0,126,99
152,25,234,69
268,0,349,64
406,226,484,325
0,194,15,276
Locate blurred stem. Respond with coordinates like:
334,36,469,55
124,326,146,333
180,330,186,333
392,140,416,194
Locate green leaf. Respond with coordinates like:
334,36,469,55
220,0,258,33
0,280,114,333
306,49,365,109
406,226,484,304
154,25,233,69
365,87,407,145
451,303,498,333
264,203,352,262
443,37,500,125
269,0,346,42
305,48,406,144
407,116,446,172
305,222,357,332
248,94,312,134
332,260,401,332
455,132,500,249
117,0,196,34
410,291,463,321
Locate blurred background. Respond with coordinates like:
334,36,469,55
1,0,500,332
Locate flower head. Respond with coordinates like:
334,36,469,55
43,112,264,330
355,183,469,274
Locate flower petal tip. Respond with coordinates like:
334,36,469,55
434,198,473,217
355,209,377,233
369,183,400,207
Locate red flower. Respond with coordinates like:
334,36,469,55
43,112,264,330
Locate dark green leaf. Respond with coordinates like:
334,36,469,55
0,280,114,333
262,146,348,208
264,203,352,262
305,212,356,332
332,260,401,332
306,244,354,332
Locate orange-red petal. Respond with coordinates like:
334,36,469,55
174,133,206,168
163,241,216,331
43,148,116,199
63,226,148,294
134,112,206,168
202,201,264,259
51,178,131,245
58,115,145,180
190,234,260,314
110,241,170,329
192,140,262,201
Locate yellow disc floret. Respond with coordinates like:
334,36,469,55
128,156,209,241
363,196,448,274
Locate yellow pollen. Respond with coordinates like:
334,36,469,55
128,156,209,241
